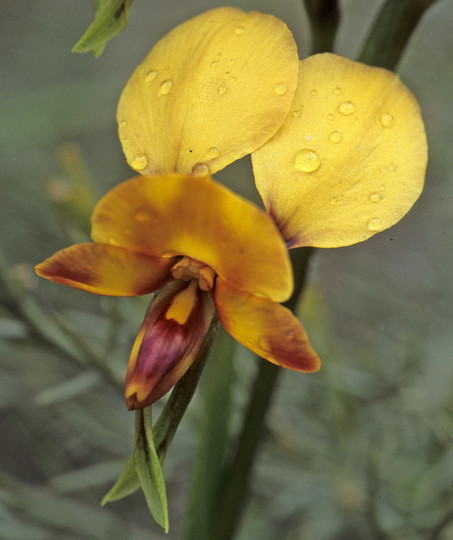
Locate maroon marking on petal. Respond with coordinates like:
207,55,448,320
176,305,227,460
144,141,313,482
125,281,213,409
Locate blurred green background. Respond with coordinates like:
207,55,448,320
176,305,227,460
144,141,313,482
1,1,452,538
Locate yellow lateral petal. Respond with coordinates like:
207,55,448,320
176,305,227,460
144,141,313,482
252,53,428,248
35,243,173,296
214,278,321,372
91,174,293,302
117,7,298,175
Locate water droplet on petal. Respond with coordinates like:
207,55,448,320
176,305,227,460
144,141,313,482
334,87,341,95
274,83,288,96
327,113,335,121
329,131,343,143
388,163,396,172
380,112,394,127
311,89,317,96
134,207,154,222
368,217,383,231
292,109,301,118
234,25,245,35
224,71,232,79
259,338,271,352
118,119,127,128
370,192,383,202
294,149,321,173
338,101,356,115
207,147,219,158
108,236,119,245
131,153,149,170
217,85,228,96
192,163,210,177
159,79,173,95
330,196,339,205
286,330,294,339
145,70,157,82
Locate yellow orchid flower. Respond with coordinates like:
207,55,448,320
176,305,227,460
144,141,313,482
35,175,320,409
35,7,427,413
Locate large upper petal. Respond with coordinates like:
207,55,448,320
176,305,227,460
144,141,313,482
91,174,293,302
117,6,298,175
35,243,173,296
214,277,321,372
252,53,427,248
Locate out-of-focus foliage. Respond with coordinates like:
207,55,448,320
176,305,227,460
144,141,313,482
1,1,452,539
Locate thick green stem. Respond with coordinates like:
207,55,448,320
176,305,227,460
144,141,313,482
212,248,314,540
359,0,440,69
303,0,340,54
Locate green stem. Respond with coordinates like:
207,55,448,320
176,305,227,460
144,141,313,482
303,0,340,54
359,0,440,69
153,315,220,463
212,248,314,540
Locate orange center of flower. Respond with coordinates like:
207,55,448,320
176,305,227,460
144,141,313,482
170,256,215,291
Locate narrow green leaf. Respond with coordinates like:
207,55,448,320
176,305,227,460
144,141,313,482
134,408,169,532
72,0,134,57
101,455,140,505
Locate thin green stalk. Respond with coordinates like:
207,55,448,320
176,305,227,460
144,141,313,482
359,0,440,69
303,0,340,54
212,248,314,540
153,315,220,463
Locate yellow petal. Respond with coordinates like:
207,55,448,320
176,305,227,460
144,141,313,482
214,278,321,372
35,243,173,296
125,281,214,409
91,174,293,302
252,53,427,248
117,7,298,175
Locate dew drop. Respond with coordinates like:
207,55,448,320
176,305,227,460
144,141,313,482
329,131,343,143
311,89,317,96
338,101,356,115
131,153,149,170
211,59,220,68
292,109,302,118
327,113,335,121
134,207,153,222
207,146,220,158
159,79,173,95
379,112,394,127
274,83,288,96
286,330,294,339
368,217,383,231
145,69,157,82
330,196,339,205
388,163,396,172
224,71,232,79
234,25,245,35
192,163,210,177
370,192,383,203
294,149,321,173
118,119,127,128
108,236,119,246
217,85,228,96
334,86,341,95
